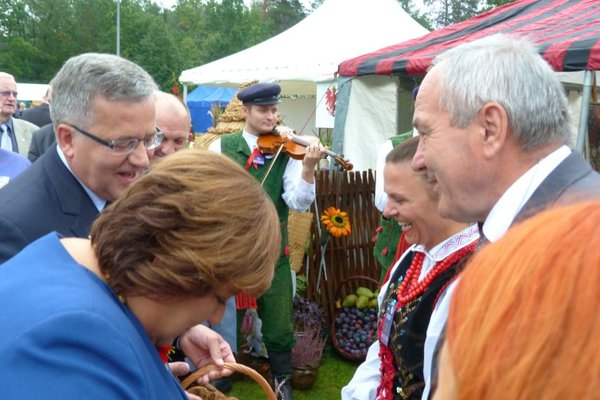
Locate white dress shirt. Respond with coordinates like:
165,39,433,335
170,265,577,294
56,145,108,212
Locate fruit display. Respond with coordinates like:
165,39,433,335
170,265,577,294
333,286,379,360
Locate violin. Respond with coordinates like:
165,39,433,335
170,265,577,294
257,126,353,171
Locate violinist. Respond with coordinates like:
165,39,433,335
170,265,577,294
208,82,326,400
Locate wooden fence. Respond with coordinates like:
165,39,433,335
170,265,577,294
298,169,382,326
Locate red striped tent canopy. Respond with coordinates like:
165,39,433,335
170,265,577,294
338,0,600,77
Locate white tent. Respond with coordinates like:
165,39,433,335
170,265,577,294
179,0,428,134
16,83,49,102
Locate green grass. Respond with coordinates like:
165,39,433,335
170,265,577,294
228,346,359,399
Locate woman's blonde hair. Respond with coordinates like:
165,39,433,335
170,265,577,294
446,201,600,399
90,149,280,301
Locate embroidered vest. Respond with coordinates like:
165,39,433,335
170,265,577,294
378,251,468,400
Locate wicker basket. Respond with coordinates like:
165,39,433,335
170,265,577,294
330,275,379,362
288,210,314,272
181,362,276,400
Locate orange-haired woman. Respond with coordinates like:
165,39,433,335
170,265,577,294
437,201,600,400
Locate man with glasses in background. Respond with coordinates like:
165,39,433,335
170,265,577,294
0,53,162,264
151,91,191,164
0,72,39,157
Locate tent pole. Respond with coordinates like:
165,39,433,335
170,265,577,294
183,85,188,103
576,70,593,154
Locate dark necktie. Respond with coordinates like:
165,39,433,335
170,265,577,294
0,124,13,152
476,221,488,250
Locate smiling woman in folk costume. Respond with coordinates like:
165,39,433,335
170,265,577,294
208,82,326,400
342,137,478,400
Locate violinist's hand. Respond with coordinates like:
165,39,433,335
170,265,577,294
179,324,236,386
275,125,295,139
302,138,327,183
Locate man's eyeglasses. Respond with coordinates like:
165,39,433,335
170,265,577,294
67,124,164,156
0,90,18,98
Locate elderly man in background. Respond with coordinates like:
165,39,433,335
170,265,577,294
411,34,600,399
0,72,39,157
0,53,162,264
151,91,191,164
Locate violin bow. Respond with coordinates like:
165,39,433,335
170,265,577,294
260,138,286,187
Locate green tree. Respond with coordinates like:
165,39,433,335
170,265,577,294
421,0,516,28
195,0,251,63
397,0,433,31
309,0,324,11
0,0,310,89
69,0,115,55
8,0,76,81
481,0,517,12
424,0,479,28
3,37,43,80
265,0,306,35
117,0,178,90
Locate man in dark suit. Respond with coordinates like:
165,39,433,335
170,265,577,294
20,87,52,127
0,53,161,264
409,34,600,399
27,123,55,162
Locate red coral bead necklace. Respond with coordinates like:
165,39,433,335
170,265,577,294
396,243,476,307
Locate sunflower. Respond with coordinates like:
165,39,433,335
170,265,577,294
320,207,352,238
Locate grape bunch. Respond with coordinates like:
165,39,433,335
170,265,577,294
334,306,378,359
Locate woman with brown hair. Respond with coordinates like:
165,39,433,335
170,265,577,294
343,137,479,400
0,150,280,399
436,201,600,400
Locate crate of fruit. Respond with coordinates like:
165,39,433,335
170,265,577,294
331,275,379,362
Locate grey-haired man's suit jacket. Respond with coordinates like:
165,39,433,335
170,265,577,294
515,150,600,222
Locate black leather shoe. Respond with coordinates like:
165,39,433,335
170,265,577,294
210,377,233,393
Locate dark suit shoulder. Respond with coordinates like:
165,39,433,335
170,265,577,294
517,152,600,222
0,150,99,263
553,152,600,204
20,103,52,127
28,124,56,162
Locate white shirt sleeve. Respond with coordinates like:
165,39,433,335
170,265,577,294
375,140,394,212
282,158,315,211
341,340,381,400
421,279,458,400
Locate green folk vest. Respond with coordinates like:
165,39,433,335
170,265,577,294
220,132,290,253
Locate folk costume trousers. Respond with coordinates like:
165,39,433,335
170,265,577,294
256,256,295,352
